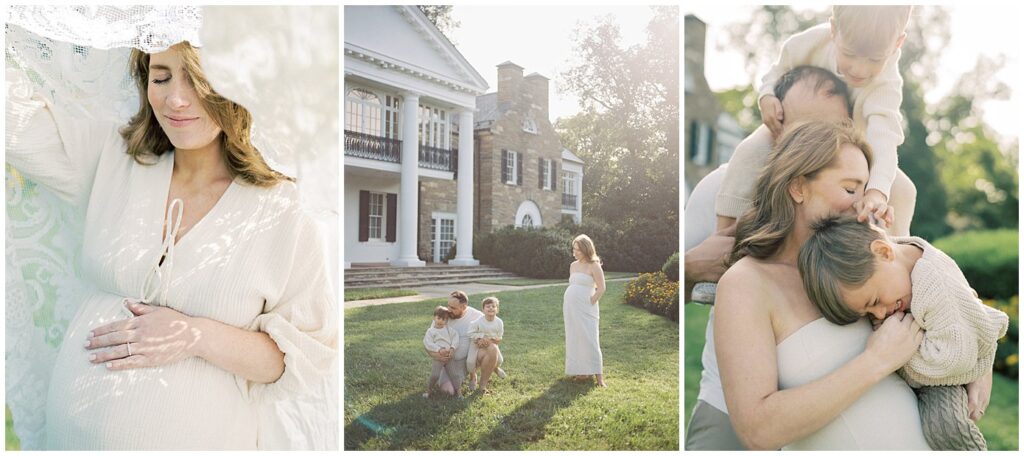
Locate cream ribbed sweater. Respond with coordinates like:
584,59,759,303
469,316,504,341
896,237,1009,388
424,324,459,352
6,69,337,449
758,22,905,198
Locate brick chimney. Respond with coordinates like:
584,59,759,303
496,61,524,105
684,14,707,76
524,72,549,121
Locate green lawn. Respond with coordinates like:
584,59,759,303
684,303,1019,450
345,288,418,302
345,281,679,450
473,272,637,287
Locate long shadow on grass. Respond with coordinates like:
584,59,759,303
344,391,476,450
471,378,595,450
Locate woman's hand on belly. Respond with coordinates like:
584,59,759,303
85,301,199,369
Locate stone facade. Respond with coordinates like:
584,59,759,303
418,178,458,261
474,62,565,233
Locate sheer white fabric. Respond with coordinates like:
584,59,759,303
5,5,338,450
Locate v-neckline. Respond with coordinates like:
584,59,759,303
158,150,238,248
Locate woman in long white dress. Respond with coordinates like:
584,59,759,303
563,234,607,387
6,41,336,450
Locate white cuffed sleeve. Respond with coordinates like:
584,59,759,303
6,67,116,207
240,213,337,403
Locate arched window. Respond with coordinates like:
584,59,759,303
515,200,542,228
345,88,400,138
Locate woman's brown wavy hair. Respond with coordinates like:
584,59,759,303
728,120,873,266
119,41,292,187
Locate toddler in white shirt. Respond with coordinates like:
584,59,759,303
423,306,461,398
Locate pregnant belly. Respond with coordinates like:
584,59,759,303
44,292,257,450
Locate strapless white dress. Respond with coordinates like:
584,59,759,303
563,272,602,375
777,318,931,450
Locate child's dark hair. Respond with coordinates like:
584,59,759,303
433,306,451,319
774,65,852,118
797,215,886,325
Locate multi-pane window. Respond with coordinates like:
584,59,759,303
505,150,518,184
418,105,450,148
345,88,399,138
543,159,552,190
563,171,578,197
368,192,385,240
431,216,456,262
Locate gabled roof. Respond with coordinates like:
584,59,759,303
344,6,488,95
562,148,584,164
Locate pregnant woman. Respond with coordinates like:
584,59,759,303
563,234,607,387
6,41,336,450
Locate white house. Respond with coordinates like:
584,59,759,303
344,6,488,267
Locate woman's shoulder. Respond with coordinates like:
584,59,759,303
716,258,778,304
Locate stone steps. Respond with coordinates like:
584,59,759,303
344,264,520,289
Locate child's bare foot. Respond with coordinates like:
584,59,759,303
468,378,478,391
596,374,607,387
496,367,507,379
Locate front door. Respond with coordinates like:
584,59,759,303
431,213,456,263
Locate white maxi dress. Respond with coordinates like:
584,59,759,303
563,272,603,375
6,70,337,450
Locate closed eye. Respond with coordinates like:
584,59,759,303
152,76,170,85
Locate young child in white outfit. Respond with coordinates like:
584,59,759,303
467,297,506,392
717,6,917,236
798,215,1009,450
423,306,462,398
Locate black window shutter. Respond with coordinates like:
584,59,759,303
538,159,544,189
552,161,558,191
359,190,370,242
501,149,508,183
516,152,523,186
386,193,397,242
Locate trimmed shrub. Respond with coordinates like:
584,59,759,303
662,252,679,282
933,229,1018,300
623,272,679,321
475,226,573,278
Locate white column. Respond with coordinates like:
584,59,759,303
392,92,425,267
450,109,479,266
576,172,583,223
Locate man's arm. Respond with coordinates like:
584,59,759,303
684,223,735,303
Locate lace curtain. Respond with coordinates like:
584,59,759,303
5,6,338,450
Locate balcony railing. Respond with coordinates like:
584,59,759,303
419,145,456,172
562,193,578,209
344,130,401,163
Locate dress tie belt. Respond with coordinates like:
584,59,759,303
134,198,184,308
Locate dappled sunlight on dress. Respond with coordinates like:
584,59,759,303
776,318,930,450
7,80,336,450
563,272,602,375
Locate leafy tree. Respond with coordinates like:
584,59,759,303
556,7,679,235
417,5,460,41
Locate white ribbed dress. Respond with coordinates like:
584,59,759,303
563,272,602,375
6,71,337,450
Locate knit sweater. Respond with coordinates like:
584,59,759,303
423,324,460,352
759,22,905,198
469,316,504,341
896,237,1009,387
6,68,337,449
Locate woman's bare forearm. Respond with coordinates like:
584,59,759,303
191,317,285,384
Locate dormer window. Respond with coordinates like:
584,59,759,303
522,116,539,134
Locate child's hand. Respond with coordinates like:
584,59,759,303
855,189,894,229
759,95,785,138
